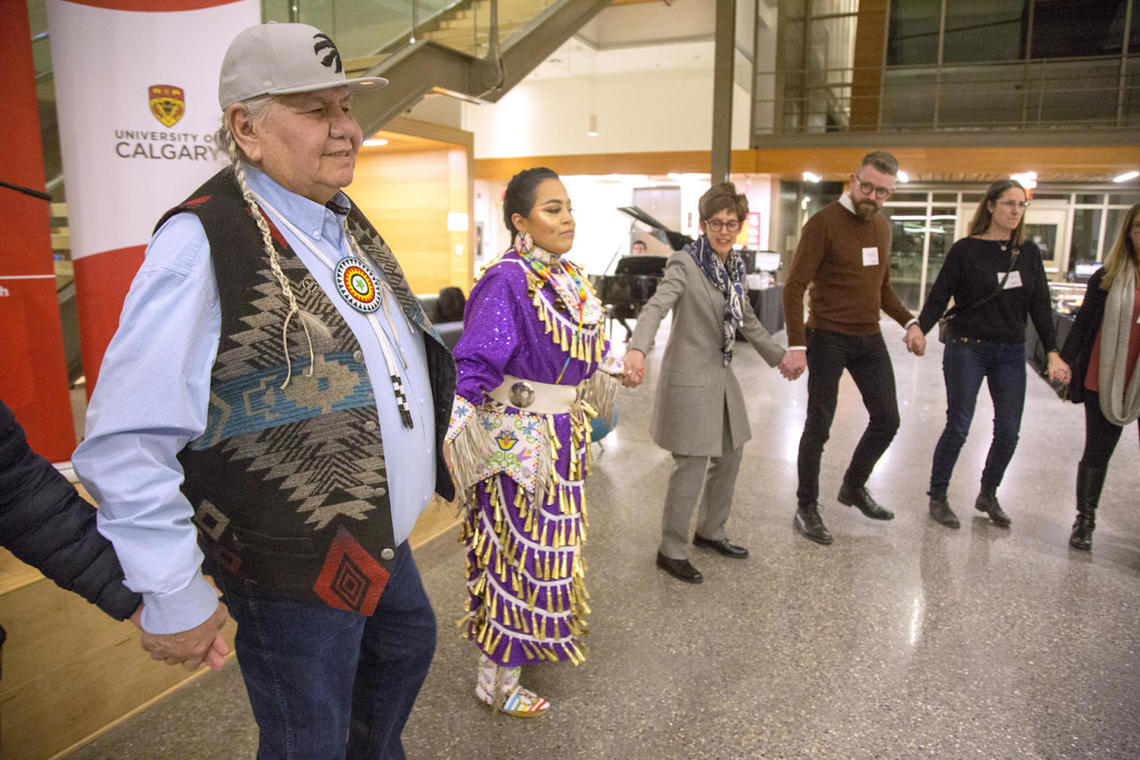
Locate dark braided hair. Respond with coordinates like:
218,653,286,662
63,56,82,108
503,167,560,243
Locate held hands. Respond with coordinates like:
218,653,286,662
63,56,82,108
903,324,926,356
1046,351,1071,386
139,600,231,672
778,350,805,381
622,350,646,388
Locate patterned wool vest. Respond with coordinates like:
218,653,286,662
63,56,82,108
160,168,455,615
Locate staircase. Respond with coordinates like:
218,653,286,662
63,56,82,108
345,0,611,137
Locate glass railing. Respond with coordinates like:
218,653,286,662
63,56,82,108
261,0,562,72
754,54,1140,135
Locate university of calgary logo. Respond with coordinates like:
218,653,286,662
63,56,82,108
149,85,185,127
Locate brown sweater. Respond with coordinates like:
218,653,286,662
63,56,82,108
782,200,914,346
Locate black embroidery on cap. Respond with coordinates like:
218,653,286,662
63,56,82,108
313,33,342,73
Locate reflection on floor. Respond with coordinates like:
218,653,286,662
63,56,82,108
68,321,1140,760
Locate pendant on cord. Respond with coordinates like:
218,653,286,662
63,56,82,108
335,257,382,313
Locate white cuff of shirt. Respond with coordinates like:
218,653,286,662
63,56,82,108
139,570,222,634
905,318,919,329
788,346,806,352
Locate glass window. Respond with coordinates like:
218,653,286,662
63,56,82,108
1076,194,1105,204
943,0,1027,63
924,207,960,308
1031,0,1128,58
962,193,983,203
1104,208,1130,250
933,193,958,202
887,0,941,66
1109,193,1140,205
889,192,928,203
1069,208,1104,274
881,206,925,311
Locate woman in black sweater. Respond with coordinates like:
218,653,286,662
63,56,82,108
917,180,1070,528
1059,203,1140,551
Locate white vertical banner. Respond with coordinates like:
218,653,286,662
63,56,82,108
48,0,259,390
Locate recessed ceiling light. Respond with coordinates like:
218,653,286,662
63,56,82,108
1113,170,1139,183
897,170,910,183
802,171,821,183
363,138,389,147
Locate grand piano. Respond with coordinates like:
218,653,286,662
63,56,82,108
589,206,785,339
590,206,690,340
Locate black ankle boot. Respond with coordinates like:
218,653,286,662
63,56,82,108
1070,464,1106,551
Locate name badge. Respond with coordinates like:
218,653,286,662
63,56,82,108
862,246,879,266
1002,271,1023,289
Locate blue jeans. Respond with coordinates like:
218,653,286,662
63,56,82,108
929,338,1026,499
208,542,435,760
797,328,901,506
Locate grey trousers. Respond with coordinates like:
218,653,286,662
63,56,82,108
658,408,744,560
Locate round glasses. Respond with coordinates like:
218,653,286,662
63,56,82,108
705,219,741,233
854,175,894,200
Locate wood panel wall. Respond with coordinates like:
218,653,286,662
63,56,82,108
348,118,475,296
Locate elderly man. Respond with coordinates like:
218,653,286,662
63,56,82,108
781,150,925,546
74,23,455,759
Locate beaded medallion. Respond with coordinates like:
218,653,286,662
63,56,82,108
334,256,381,313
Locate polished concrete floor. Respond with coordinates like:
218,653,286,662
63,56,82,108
69,320,1140,760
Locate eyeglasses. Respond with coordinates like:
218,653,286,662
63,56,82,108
854,175,894,199
705,219,741,233
996,200,1031,210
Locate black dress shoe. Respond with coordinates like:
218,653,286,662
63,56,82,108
656,552,703,583
928,497,960,528
975,492,1011,527
837,482,894,520
794,504,832,545
693,534,749,559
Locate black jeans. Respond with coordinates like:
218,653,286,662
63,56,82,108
797,328,900,507
1080,389,1139,470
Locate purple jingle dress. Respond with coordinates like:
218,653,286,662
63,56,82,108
447,249,617,668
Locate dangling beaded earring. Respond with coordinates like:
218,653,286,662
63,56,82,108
516,230,535,255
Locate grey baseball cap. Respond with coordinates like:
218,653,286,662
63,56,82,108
218,22,387,110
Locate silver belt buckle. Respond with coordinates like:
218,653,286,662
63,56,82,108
508,381,535,408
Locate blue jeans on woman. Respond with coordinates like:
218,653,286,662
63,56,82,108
929,337,1026,500
208,541,435,760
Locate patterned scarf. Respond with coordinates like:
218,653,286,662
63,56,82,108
1098,261,1140,425
687,234,746,366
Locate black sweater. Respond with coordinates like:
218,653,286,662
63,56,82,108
0,400,139,623
918,237,1057,350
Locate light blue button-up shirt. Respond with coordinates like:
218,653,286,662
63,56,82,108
74,166,436,634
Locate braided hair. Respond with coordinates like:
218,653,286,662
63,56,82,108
216,100,329,388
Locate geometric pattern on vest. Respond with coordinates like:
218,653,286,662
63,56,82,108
167,168,403,615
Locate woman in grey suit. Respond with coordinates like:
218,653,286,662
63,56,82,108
623,183,799,583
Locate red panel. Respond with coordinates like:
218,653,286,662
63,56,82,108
0,280,77,461
73,246,147,395
0,0,75,461
313,526,390,615
63,0,244,10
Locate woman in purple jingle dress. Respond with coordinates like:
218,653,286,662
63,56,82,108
445,168,624,717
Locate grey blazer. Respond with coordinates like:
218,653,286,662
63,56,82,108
630,251,785,457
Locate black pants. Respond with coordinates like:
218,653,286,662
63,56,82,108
1080,389,1139,470
797,328,901,507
